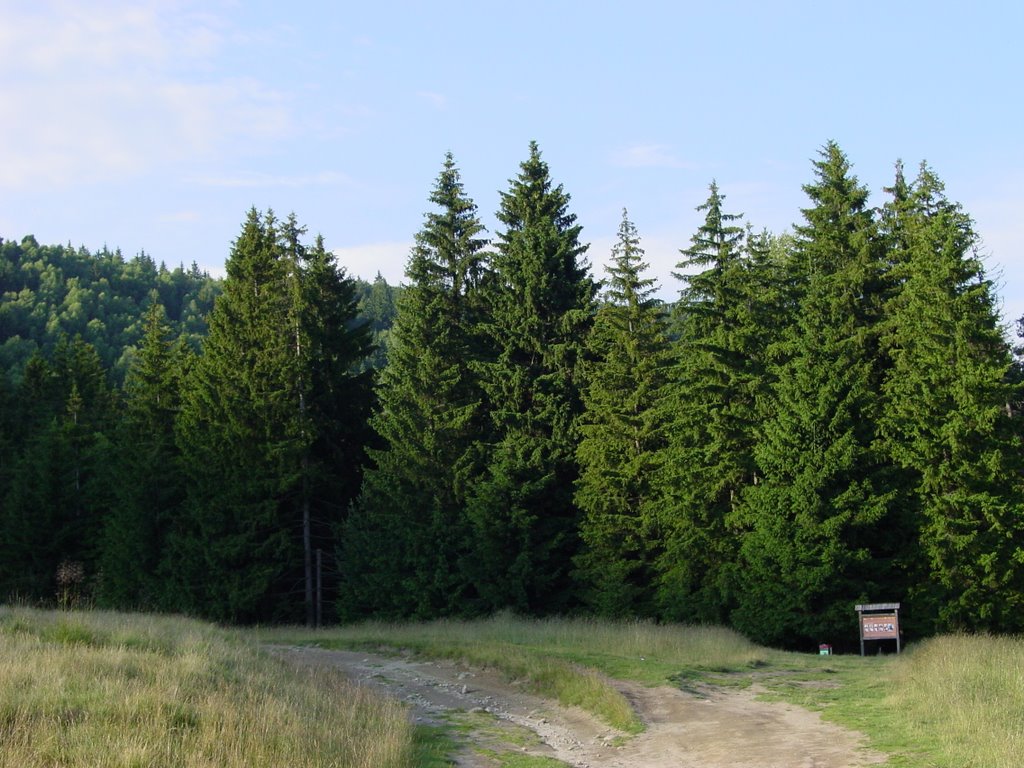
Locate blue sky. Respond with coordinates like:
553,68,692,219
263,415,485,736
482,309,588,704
3,1,1022,325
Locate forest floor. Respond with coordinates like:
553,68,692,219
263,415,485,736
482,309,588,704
270,645,889,768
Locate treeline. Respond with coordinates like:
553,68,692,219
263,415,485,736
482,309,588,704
0,236,401,382
1,141,1021,647
0,237,220,383
0,218,397,624
340,142,1024,647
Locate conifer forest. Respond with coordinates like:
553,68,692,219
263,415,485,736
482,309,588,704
2,141,1022,649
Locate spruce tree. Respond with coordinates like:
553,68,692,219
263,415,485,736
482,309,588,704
0,338,117,602
879,163,1024,632
171,209,370,623
655,183,756,622
302,235,374,623
171,209,294,621
97,302,186,608
465,142,597,614
340,153,487,619
733,143,894,647
574,209,670,617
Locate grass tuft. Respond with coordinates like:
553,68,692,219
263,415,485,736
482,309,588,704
886,633,1024,768
0,606,414,768
264,615,1024,767
263,613,768,735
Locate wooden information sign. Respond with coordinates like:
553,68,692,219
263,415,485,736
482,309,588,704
855,602,901,656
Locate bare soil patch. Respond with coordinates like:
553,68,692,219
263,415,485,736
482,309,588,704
270,646,888,768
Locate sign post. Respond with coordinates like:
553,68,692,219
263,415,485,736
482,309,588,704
855,603,901,656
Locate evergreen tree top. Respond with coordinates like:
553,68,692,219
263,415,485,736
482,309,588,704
408,153,489,295
673,182,747,317
487,142,595,321
796,143,871,243
605,209,659,308
793,141,876,281
676,181,745,273
497,142,582,240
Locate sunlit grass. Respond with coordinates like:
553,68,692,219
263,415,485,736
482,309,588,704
0,607,413,768
24,608,1005,768
262,613,768,734
263,614,1024,768
884,634,1024,768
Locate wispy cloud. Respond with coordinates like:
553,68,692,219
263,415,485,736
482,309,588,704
0,2,174,73
332,241,412,283
417,90,447,109
0,2,292,188
156,210,202,224
193,171,353,188
612,143,692,170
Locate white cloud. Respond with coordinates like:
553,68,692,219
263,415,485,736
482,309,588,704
612,143,692,170
0,2,170,73
332,241,412,284
417,90,447,109
156,210,202,223
193,170,352,189
0,2,292,188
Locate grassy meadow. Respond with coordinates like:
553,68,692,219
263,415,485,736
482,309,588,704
0,607,413,768
2,608,1021,767
265,614,1024,768
263,613,766,733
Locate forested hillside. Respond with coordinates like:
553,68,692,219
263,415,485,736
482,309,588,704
0,222,396,623
1,142,1021,647
0,237,220,384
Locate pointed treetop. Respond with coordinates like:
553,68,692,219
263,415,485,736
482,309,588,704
605,208,658,307
497,141,572,232
677,180,745,274
798,141,870,229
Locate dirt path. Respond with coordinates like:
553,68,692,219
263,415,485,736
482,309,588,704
270,646,888,768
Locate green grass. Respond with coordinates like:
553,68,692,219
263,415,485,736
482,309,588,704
884,634,1024,768
441,709,566,766
732,636,1024,768
410,725,459,768
264,615,1024,768
0,606,414,768
479,751,567,767
261,613,768,735
7,608,1020,767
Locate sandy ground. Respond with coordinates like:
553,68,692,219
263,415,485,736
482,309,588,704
269,646,888,768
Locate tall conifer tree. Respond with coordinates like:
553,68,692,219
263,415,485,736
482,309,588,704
574,210,670,616
655,183,755,622
340,154,488,619
879,163,1024,632
171,209,370,623
302,234,374,623
466,142,597,613
733,143,894,647
98,301,186,608
171,209,294,621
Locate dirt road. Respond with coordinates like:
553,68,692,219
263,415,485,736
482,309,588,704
271,646,888,768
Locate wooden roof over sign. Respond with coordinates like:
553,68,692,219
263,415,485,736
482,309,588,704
855,603,901,611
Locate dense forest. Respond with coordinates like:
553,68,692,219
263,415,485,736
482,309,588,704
2,141,1022,648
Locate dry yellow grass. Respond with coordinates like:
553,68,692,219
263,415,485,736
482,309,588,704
263,612,767,733
0,607,413,768
886,633,1024,768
